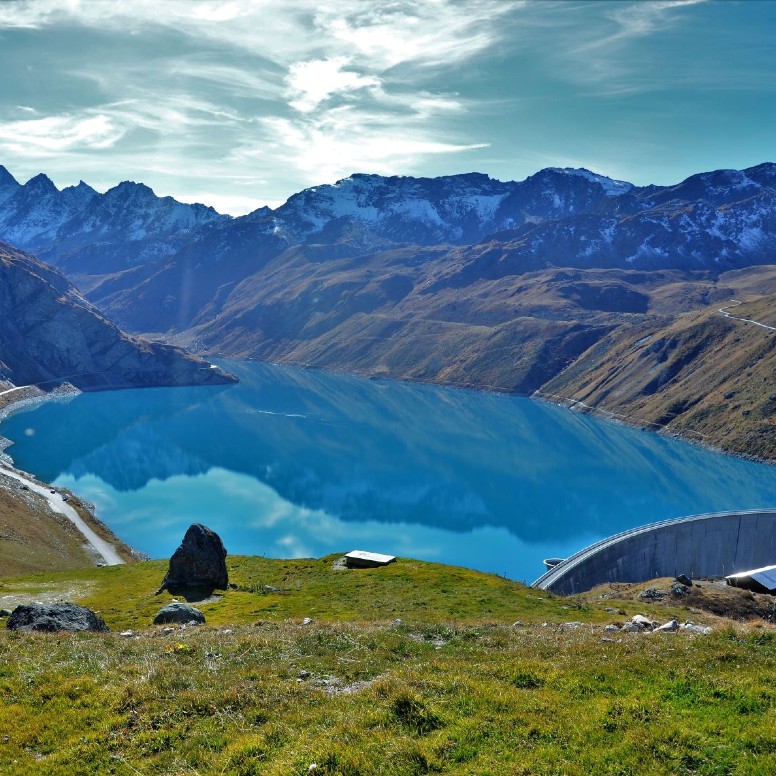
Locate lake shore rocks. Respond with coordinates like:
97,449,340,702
6,602,110,632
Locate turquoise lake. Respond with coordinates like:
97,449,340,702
2,360,776,582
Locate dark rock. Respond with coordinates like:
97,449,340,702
157,523,228,595
638,587,665,601
153,603,205,625
6,602,110,632
675,574,693,586
670,582,687,597
0,608,12,617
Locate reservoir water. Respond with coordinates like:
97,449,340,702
2,360,776,582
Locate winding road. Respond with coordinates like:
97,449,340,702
718,300,776,332
0,465,123,566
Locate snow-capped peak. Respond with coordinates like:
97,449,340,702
545,167,634,196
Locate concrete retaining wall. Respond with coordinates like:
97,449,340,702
533,510,776,595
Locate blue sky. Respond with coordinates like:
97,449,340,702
0,0,774,214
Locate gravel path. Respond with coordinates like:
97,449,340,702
0,466,124,566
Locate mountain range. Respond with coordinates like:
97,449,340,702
1,162,775,458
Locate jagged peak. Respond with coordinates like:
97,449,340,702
0,165,20,189
104,180,157,199
23,172,58,193
62,180,97,195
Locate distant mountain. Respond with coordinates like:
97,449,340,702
3,163,776,289
3,162,776,458
0,167,226,281
0,241,235,390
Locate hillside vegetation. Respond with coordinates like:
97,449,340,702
1,557,776,774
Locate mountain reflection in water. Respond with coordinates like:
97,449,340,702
2,360,776,581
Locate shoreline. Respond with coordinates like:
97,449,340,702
0,383,132,568
237,355,776,468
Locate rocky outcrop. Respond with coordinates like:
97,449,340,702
6,602,110,632
157,523,228,594
0,241,236,390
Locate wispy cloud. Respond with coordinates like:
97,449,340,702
581,0,708,52
560,0,710,94
0,0,521,210
287,57,381,113
251,109,487,183
0,113,124,155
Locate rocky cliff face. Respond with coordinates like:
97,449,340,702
0,241,235,390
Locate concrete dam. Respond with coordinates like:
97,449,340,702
533,509,776,595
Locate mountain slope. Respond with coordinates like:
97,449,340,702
0,241,235,391
3,162,776,458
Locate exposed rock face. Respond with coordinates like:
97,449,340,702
6,602,110,632
153,602,205,625
157,523,228,594
0,241,236,390
0,167,225,277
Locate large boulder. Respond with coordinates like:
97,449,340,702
6,602,110,632
153,603,205,625
157,523,228,594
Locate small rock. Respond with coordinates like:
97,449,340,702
631,615,655,630
604,607,619,614
298,670,312,679
670,582,687,597
561,621,582,628
675,574,693,587
262,585,282,594
390,618,403,627
511,621,524,628
653,619,679,633
162,627,175,634
639,588,664,601
301,617,313,626
681,622,712,635
603,624,620,632
601,637,617,643
621,623,641,633
228,582,238,589
0,609,12,617
120,630,134,638
153,603,205,626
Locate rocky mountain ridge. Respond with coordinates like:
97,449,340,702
4,163,776,286
2,162,776,458
0,241,235,392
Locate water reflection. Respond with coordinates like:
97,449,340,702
2,360,776,580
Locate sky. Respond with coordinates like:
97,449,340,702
0,0,774,215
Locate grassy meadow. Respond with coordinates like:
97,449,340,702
0,556,775,774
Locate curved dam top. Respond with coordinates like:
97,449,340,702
533,509,776,595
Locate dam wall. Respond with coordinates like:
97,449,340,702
533,509,776,595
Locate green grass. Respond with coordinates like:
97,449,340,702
1,557,775,774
